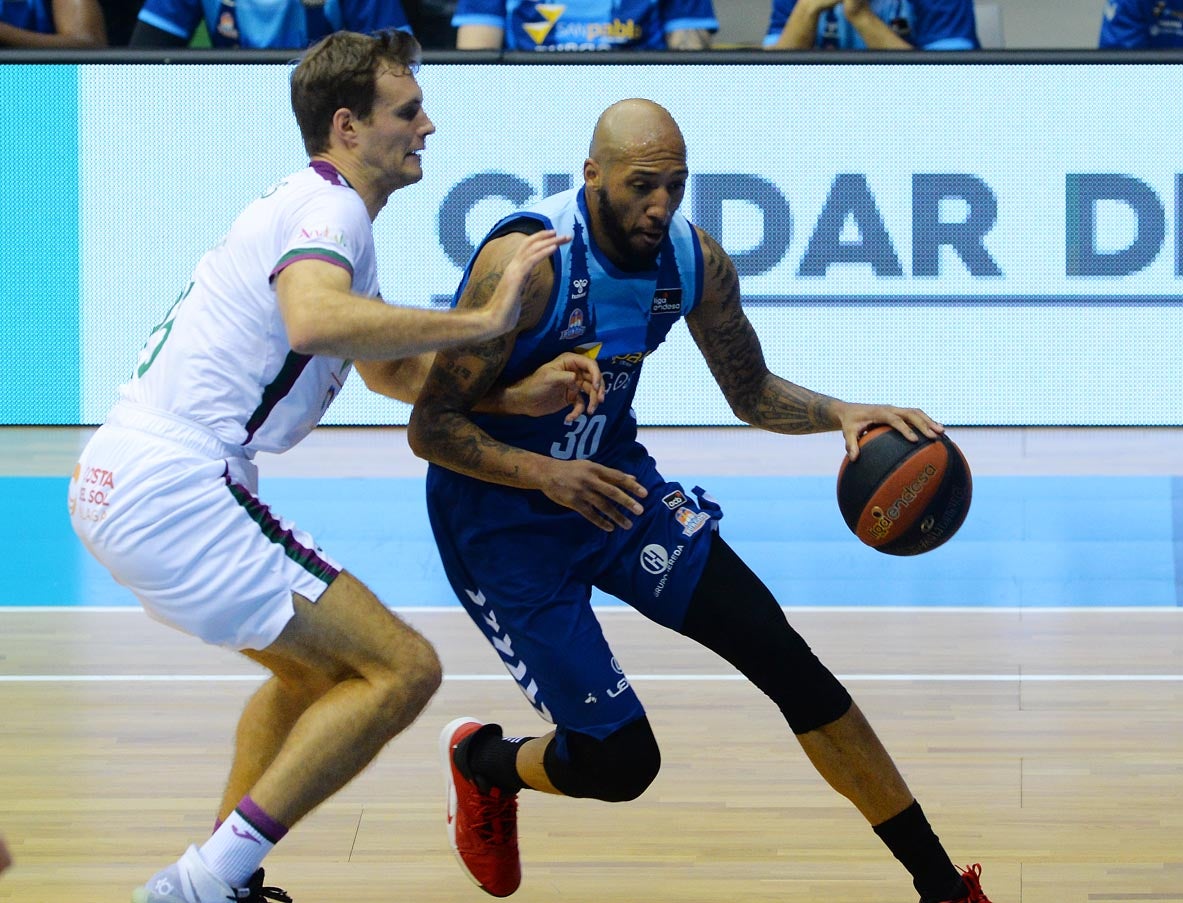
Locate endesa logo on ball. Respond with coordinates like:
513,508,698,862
868,463,938,541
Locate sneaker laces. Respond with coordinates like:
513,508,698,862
233,869,293,903
954,864,992,903
471,788,518,846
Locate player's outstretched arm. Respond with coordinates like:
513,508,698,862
357,349,603,421
686,226,942,458
275,229,569,361
408,232,645,529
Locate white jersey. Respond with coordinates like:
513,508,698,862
120,161,379,455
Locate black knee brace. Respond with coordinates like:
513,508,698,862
680,534,853,735
542,717,661,802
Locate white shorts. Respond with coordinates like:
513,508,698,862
68,403,341,651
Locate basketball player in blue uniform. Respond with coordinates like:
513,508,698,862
408,98,997,903
764,0,979,49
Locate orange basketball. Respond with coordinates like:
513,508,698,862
836,426,972,556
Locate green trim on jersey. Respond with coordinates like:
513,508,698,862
224,476,339,584
274,246,353,275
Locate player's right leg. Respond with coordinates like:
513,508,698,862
429,566,654,896
236,571,442,827
130,573,440,903
70,417,441,901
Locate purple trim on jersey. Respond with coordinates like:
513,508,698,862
242,350,313,446
270,247,354,283
223,466,340,584
237,796,289,843
310,159,351,187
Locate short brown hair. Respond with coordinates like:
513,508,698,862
291,29,422,156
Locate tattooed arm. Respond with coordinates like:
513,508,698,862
408,230,648,530
685,227,943,460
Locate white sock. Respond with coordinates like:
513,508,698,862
198,809,276,887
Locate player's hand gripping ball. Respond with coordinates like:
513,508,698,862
837,426,972,555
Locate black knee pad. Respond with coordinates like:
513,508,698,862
681,534,853,735
542,718,661,802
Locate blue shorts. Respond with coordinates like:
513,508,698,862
425,452,723,744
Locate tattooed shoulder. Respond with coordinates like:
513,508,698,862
695,227,740,307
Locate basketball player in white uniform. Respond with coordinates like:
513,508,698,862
68,29,595,903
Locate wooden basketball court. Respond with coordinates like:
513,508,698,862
1,425,1181,903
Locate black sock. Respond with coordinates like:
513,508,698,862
459,724,531,794
872,801,966,903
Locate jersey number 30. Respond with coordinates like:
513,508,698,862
550,413,606,460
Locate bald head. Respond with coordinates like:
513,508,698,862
588,99,686,168
582,99,689,270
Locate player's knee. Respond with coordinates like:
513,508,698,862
371,631,441,725
544,718,662,802
681,535,853,735
782,676,852,734
399,631,444,709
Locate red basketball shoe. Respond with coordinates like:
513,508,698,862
440,717,522,897
942,864,994,902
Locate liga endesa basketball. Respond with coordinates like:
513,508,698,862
836,426,972,556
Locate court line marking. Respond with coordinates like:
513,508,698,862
2,606,1182,614
2,673,1181,683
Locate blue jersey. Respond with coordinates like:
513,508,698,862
136,0,410,48
452,0,717,50
424,188,717,740
1099,0,1183,47
764,0,978,49
1,0,53,32
460,186,704,470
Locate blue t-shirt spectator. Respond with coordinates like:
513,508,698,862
130,0,410,47
2,0,53,31
452,0,717,50
764,0,978,50
1099,0,1183,47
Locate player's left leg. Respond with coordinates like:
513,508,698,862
214,659,336,823
676,533,992,903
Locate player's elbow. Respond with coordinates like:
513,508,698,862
726,395,760,427
406,404,437,460
283,313,331,356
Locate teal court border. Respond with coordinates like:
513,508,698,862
11,474,1183,609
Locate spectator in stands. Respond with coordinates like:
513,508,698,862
97,0,143,44
1099,0,1183,47
452,0,717,50
129,0,410,48
0,0,106,46
403,0,456,47
764,0,978,49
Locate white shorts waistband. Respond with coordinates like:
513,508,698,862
106,402,250,461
